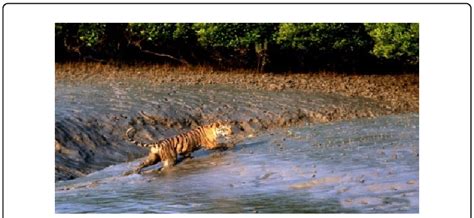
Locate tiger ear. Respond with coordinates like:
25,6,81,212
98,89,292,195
223,120,231,127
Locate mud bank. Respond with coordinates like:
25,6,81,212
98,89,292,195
55,79,395,181
56,63,419,113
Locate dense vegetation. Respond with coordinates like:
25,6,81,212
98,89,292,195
55,23,418,73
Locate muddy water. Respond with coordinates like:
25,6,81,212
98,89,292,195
55,113,418,213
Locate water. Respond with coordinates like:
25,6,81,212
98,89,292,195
56,113,418,213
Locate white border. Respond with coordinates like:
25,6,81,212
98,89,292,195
2,3,471,218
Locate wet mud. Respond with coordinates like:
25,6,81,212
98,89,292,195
56,63,419,113
56,114,418,213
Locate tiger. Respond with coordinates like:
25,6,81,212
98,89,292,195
123,121,232,175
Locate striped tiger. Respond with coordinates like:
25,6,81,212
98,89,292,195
123,122,232,175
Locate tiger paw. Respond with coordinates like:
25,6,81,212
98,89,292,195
123,169,139,176
122,171,133,176
149,169,164,174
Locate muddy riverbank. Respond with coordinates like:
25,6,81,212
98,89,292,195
55,63,418,182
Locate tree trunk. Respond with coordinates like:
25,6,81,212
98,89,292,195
141,49,190,66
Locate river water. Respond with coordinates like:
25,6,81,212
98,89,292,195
55,79,418,213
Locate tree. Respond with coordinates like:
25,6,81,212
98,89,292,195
364,23,419,65
195,23,278,71
55,23,107,60
125,23,190,65
274,23,374,71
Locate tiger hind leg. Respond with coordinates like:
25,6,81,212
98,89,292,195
183,153,194,159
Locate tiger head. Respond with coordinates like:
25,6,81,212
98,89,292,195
213,121,232,138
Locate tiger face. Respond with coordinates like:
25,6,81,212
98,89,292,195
215,123,232,138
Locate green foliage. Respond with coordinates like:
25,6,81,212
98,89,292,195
125,23,198,52
274,23,374,71
275,23,372,53
77,24,106,47
195,23,276,48
55,23,109,58
173,24,196,42
193,23,278,71
126,23,175,43
365,23,419,64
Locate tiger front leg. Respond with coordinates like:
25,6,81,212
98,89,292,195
148,159,176,174
162,159,176,169
123,153,160,176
